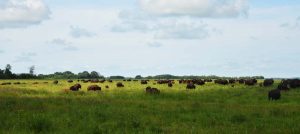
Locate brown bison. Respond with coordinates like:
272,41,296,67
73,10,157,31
186,83,196,89
14,82,21,85
141,80,148,85
67,80,73,83
87,85,101,91
1,82,12,85
146,87,160,94
263,79,274,87
244,79,257,86
116,82,124,87
53,80,59,84
168,82,173,87
70,84,81,91
268,89,281,100
215,79,229,85
277,82,289,91
105,85,109,88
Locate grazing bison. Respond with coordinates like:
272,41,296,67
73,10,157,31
145,87,160,94
238,79,245,84
278,82,289,91
1,82,12,85
53,80,59,84
116,82,124,87
141,80,148,85
215,79,229,85
186,83,196,89
244,79,257,86
67,80,73,83
229,79,236,84
268,89,281,100
108,80,113,83
263,79,274,87
168,82,173,87
105,85,109,89
288,79,300,88
14,82,21,85
87,85,101,91
70,84,81,91
32,82,39,85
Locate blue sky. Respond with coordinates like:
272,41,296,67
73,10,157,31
0,0,299,78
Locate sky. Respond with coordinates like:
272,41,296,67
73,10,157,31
0,0,299,78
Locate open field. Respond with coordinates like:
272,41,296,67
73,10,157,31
0,80,300,134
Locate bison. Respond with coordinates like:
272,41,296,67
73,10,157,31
186,83,196,89
215,79,229,85
53,80,59,84
244,79,257,86
67,80,73,83
263,79,274,87
116,82,124,87
268,89,281,100
141,80,148,85
14,82,21,85
168,82,173,87
70,84,81,91
87,85,101,91
146,87,160,94
1,82,12,85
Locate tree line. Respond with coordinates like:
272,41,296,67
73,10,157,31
0,64,264,80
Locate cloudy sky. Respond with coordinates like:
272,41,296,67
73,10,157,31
0,0,299,78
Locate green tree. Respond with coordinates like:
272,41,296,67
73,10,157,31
29,65,35,75
135,75,142,79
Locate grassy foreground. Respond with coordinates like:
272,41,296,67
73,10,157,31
0,80,300,134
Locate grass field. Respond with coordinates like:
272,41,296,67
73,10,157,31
0,80,300,134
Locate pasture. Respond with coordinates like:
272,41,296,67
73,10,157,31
0,79,300,133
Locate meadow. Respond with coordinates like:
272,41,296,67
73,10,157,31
0,79,300,134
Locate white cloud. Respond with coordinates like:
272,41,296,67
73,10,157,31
280,16,300,30
70,26,96,38
147,41,163,47
139,0,248,18
63,46,78,51
112,10,212,40
48,38,70,46
14,52,37,62
154,19,210,39
0,0,50,29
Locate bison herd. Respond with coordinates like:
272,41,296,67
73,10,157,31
1,78,300,100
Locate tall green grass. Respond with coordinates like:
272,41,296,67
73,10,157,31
0,80,299,133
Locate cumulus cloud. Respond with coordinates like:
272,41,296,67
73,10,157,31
0,0,50,29
14,52,37,62
154,20,209,39
112,10,212,40
70,26,96,38
139,0,248,18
